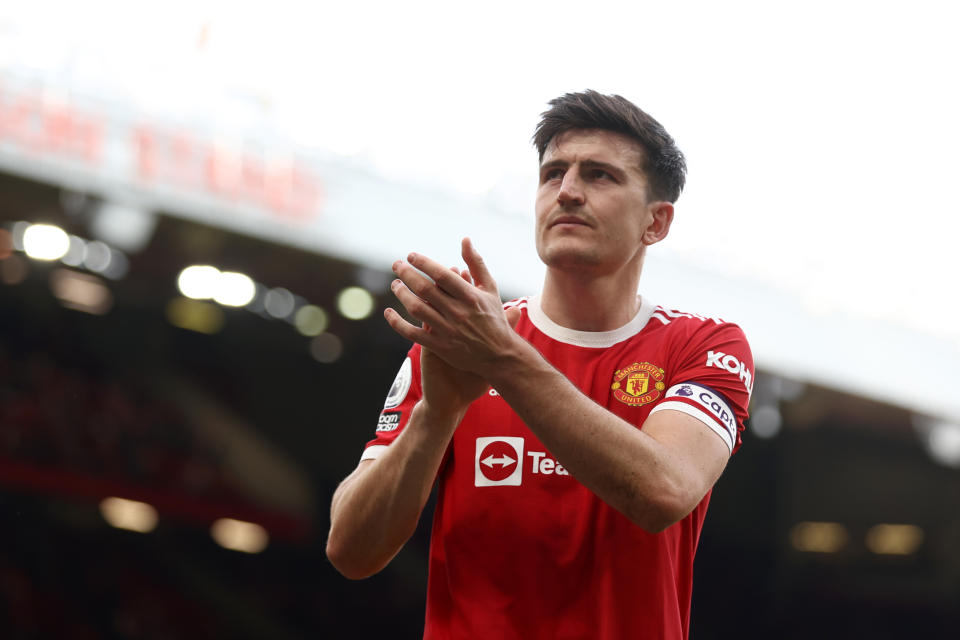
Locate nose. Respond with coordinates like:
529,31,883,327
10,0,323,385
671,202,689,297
557,170,585,206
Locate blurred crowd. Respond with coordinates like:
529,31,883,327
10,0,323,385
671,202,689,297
0,345,233,500
0,513,220,639
0,488,359,640
0,341,426,638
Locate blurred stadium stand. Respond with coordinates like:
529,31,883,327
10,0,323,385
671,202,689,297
1,77,958,639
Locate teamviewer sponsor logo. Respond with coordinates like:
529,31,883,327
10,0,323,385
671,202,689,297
475,437,524,487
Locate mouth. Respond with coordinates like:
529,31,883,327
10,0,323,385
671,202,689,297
549,215,591,229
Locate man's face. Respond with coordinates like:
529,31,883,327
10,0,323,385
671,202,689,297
535,129,666,277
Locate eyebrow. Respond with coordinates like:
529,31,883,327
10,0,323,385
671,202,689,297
539,158,630,180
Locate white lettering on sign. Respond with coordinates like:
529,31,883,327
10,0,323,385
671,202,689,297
0,90,103,162
0,84,323,220
135,127,322,218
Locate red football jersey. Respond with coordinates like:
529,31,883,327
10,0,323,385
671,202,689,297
364,295,753,639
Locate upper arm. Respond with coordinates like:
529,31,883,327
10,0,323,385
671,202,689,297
641,408,731,517
343,458,376,483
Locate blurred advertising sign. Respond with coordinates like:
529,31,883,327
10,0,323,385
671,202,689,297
0,75,536,294
0,77,323,233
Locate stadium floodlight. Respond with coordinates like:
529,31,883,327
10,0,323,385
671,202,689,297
789,521,848,554
866,524,924,556
178,265,221,300
83,240,113,273
90,201,156,253
294,304,328,336
61,235,87,266
166,297,224,334
310,333,343,363
210,518,269,553
100,497,159,533
336,286,375,320
750,405,782,439
264,287,296,319
914,416,960,468
50,268,113,315
101,250,130,280
23,223,70,260
926,420,960,468
213,271,256,307
10,221,29,251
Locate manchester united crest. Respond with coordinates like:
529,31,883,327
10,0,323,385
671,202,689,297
611,362,666,407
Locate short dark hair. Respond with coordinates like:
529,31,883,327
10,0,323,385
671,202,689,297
533,90,686,203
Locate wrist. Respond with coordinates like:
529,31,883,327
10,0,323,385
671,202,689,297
413,398,468,434
483,336,543,395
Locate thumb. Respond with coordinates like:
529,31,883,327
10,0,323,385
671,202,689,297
505,306,522,330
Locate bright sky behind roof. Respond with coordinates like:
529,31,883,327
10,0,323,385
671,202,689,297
1,0,958,352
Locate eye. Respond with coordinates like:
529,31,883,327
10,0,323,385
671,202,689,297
541,167,564,183
590,168,614,181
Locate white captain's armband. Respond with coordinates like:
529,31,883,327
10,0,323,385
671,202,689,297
650,382,737,453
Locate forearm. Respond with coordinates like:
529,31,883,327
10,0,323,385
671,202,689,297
384,243,723,532
486,342,705,532
326,401,460,578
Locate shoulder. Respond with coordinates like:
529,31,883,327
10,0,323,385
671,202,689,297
650,305,754,397
650,305,731,329
650,305,750,344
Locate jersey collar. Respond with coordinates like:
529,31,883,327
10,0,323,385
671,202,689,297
526,294,658,348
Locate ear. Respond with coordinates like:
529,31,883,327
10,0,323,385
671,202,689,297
641,202,674,246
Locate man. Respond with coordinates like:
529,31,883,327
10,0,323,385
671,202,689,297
327,90,754,639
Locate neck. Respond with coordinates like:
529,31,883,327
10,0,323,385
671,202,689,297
540,262,644,332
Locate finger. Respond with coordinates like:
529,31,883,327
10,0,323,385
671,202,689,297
449,266,474,286
461,238,496,291
405,252,472,298
390,278,451,330
384,307,437,348
392,259,455,311
505,305,522,330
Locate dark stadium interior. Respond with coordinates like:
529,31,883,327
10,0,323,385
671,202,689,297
2,169,958,638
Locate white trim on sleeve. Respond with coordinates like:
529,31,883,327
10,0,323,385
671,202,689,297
360,444,389,461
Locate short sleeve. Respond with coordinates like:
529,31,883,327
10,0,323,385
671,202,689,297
361,344,424,461
649,322,753,453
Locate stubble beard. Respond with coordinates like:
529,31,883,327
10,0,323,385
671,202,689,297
537,236,604,275
538,231,647,283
